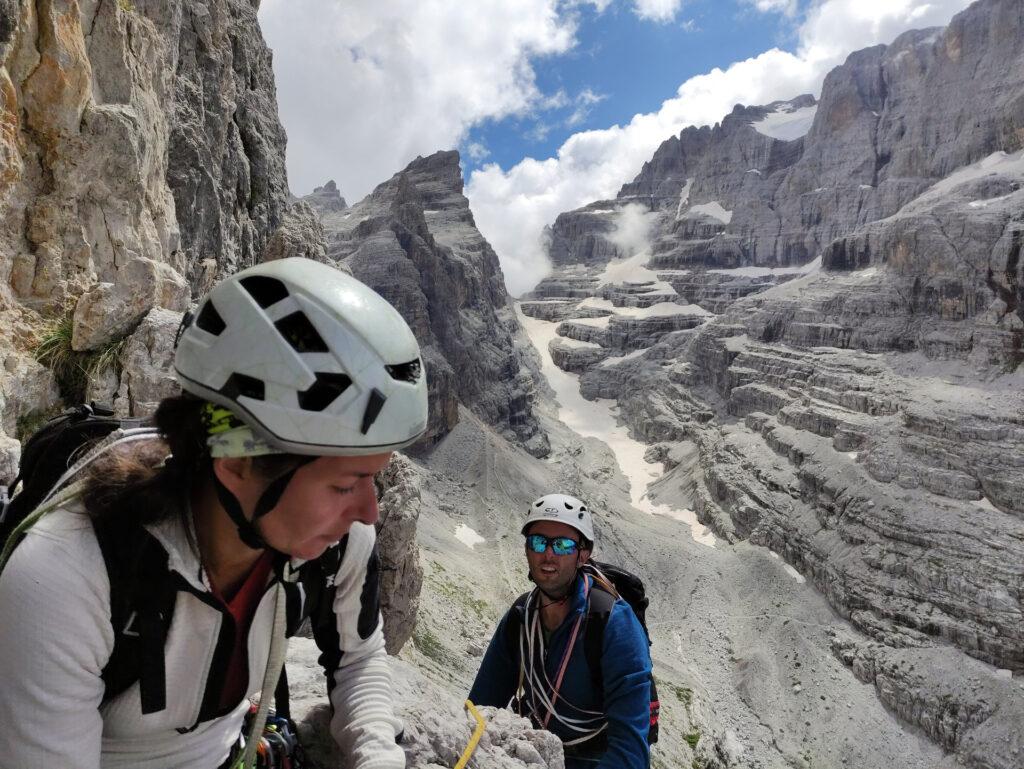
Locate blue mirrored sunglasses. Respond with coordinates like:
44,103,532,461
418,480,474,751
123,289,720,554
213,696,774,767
525,534,580,556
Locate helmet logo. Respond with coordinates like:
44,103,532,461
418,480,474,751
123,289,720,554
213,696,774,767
544,507,558,514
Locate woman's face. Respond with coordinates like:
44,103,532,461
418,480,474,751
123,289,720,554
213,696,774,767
255,452,392,560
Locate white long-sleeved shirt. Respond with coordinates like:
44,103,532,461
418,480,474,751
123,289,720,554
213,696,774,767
0,503,405,769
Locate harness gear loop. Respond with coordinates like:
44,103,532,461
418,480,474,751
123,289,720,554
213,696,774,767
454,700,486,769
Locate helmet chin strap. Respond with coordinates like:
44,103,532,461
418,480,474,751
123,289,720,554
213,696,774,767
211,459,314,551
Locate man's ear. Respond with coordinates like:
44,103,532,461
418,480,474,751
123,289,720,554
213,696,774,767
578,547,591,566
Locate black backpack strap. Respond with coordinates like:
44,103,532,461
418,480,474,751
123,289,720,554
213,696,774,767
93,519,176,714
583,582,660,745
304,537,348,697
503,591,531,657
583,585,615,697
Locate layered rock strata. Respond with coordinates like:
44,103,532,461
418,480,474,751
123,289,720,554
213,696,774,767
533,1,1024,764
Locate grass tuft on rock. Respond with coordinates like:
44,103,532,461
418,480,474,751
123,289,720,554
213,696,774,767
33,308,127,404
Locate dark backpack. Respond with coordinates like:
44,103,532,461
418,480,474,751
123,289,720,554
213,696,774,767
0,404,145,543
505,560,661,746
0,404,181,711
0,404,328,720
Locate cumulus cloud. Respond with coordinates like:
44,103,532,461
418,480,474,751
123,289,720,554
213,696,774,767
468,0,973,296
259,0,580,199
633,0,684,23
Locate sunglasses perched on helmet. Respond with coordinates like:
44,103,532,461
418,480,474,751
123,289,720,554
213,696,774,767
525,533,580,556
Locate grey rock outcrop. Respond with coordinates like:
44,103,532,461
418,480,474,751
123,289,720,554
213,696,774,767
304,179,347,212
375,453,424,655
293,651,565,769
0,0,315,454
114,307,184,418
260,201,328,264
306,150,548,456
165,0,290,288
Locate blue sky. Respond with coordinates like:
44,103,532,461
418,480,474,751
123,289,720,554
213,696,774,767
259,0,974,294
464,1,801,175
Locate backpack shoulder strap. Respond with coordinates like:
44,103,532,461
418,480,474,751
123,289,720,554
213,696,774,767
583,583,615,695
93,518,176,714
503,591,531,657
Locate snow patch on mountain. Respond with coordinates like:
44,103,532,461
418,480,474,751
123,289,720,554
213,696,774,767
516,305,715,546
751,104,818,141
454,524,486,549
685,201,733,223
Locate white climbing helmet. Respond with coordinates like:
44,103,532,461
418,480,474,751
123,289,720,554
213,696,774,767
522,493,595,543
174,257,428,456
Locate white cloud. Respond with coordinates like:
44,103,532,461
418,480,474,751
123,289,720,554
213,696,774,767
467,0,973,296
633,0,683,23
259,0,580,198
466,142,490,162
566,88,607,127
745,0,799,17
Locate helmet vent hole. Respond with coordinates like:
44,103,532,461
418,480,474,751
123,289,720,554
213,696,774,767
534,500,543,507
386,359,422,384
221,373,265,401
276,312,329,353
240,275,289,308
564,502,574,510
578,512,584,519
361,389,387,435
195,300,226,336
298,372,353,412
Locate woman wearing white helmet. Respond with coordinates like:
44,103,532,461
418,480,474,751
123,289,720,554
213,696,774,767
0,258,427,769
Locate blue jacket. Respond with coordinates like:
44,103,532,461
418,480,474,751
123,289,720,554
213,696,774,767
469,573,651,769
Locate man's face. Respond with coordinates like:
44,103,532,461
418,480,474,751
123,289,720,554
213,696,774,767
525,520,589,599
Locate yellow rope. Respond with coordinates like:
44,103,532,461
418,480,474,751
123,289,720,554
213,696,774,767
453,700,486,769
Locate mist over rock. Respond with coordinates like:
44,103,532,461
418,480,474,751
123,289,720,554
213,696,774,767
306,150,549,456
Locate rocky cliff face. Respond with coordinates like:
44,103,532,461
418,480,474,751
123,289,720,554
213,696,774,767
305,150,549,457
0,0,315,471
552,0,1023,276
533,0,1024,765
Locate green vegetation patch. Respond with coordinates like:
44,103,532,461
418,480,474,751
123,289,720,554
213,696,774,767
34,308,127,404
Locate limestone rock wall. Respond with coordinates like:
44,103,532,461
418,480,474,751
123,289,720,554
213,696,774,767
0,0,306,473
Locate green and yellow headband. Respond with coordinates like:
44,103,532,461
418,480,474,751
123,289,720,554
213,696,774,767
202,402,280,458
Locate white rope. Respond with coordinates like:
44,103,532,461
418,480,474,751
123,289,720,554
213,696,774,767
517,586,606,741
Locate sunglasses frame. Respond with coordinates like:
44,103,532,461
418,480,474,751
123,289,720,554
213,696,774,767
525,533,580,556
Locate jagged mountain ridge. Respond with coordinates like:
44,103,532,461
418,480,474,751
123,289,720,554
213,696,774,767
532,0,1024,765
305,150,549,457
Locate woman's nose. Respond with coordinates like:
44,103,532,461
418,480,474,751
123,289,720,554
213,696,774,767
355,476,380,524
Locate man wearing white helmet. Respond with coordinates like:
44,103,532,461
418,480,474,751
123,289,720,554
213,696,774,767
0,258,426,768
469,494,653,769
